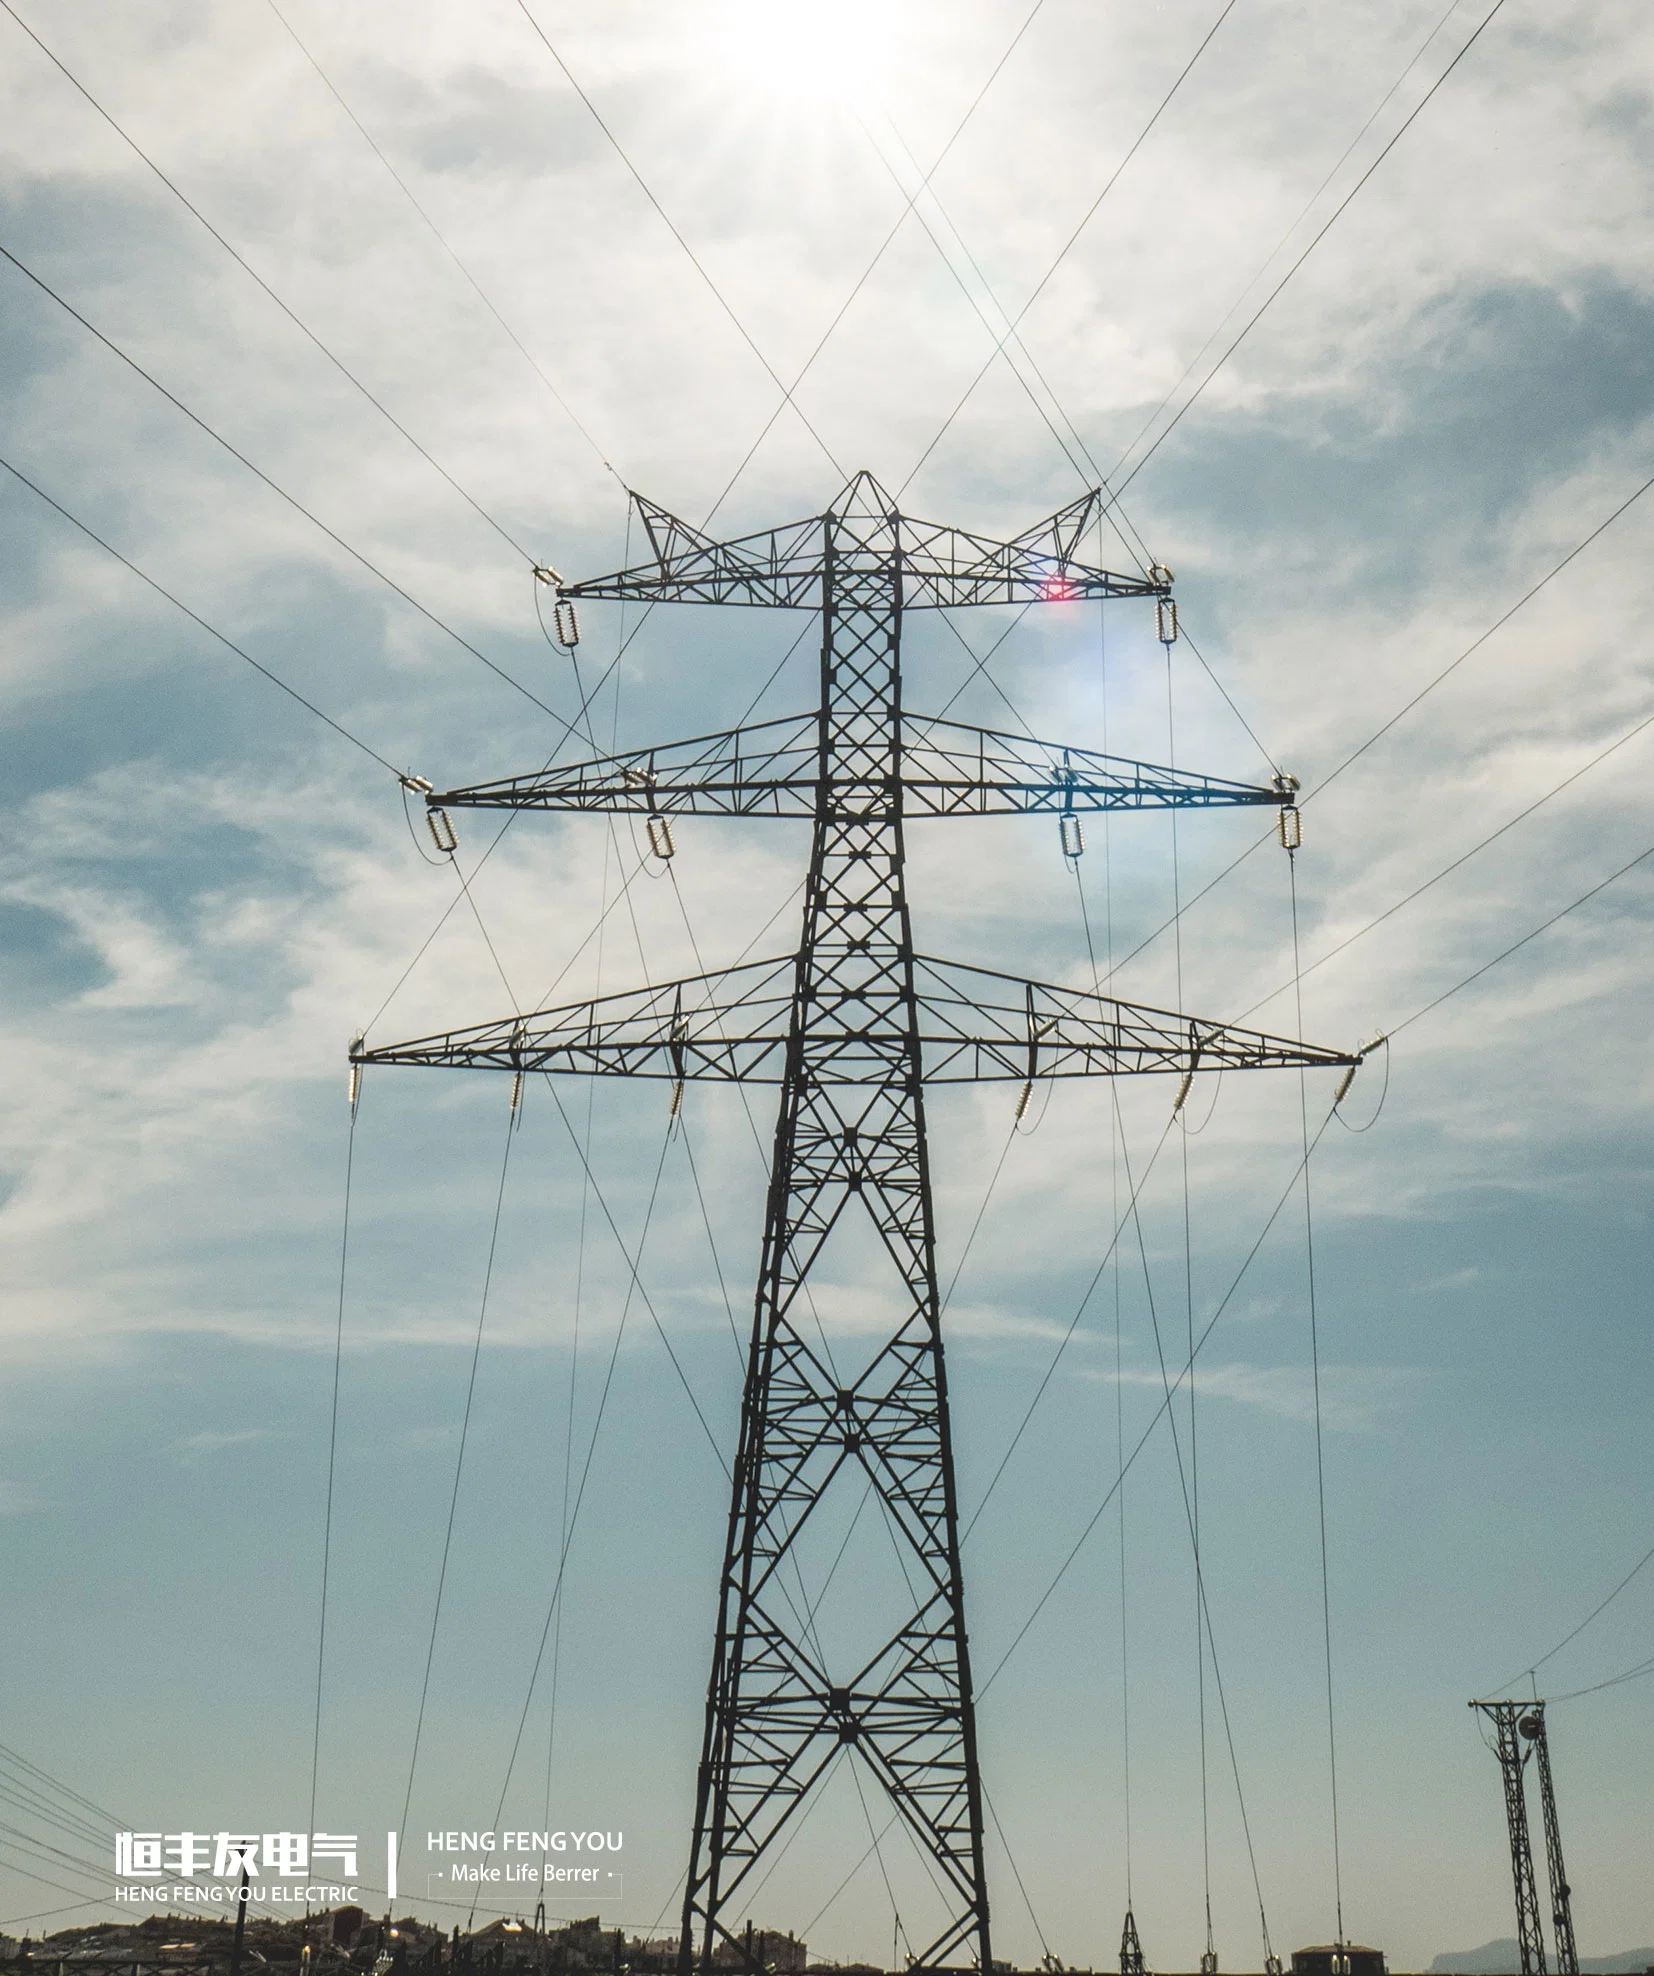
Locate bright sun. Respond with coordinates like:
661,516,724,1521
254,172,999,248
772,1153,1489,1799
714,0,891,106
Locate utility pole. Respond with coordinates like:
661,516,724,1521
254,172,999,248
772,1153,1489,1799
357,473,1360,1975
1470,1700,1578,1976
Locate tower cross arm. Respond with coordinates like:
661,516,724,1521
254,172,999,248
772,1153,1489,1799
424,715,1287,819
550,485,1166,610
349,957,797,1082
911,955,1362,1082
349,958,1358,1087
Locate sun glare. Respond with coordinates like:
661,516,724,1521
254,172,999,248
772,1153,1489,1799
715,0,890,106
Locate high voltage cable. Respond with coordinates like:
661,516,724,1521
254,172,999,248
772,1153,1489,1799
1112,0,1512,497
1490,1535,1654,1696
0,0,540,566
399,1110,519,1839
979,1102,1344,1698
1240,700,1654,1026
1106,0,1472,488
993,839,1654,1746
1307,462,1654,806
1549,1651,1654,1704
859,104,1279,767
0,238,568,725
696,0,1060,527
1289,853,1345,1944
510,0,842,482
0,449,402,777
308,1089,359,1853
481,1104,674,1831
1387,838,1654,1040
0,1751,120,1832
1080,457,1654,997
1115,1087,1273,1964
260,0,623,488
901,0,1241,497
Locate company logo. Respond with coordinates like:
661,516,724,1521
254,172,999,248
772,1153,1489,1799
112,1831,372,1906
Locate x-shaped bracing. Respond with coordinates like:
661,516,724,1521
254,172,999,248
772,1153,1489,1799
359,475,1354,1976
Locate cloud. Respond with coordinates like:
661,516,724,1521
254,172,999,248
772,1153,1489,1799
1095,1359,1427,1431
171,1427,276,1462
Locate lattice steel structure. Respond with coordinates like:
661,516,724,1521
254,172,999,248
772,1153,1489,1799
1469,1701,1578,1976
356,474,1358,1975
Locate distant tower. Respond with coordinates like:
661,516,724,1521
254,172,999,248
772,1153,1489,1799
1120,1909,1146,1976
1469,1700,1578,1976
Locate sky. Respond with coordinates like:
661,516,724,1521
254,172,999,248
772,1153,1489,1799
0,0,1651,1966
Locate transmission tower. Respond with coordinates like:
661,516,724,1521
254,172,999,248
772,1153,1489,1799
356,473,1359,1974
1469,1701,1578,1976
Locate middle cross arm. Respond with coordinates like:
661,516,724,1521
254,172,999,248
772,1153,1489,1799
427,714,1290,819
351,957,1357,1085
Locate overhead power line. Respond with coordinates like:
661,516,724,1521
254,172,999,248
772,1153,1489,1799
0,236,568,725
1490,1534,1654,1697
1113,0,1511,496
901,0,1241,494
1106,0,1472,489
1388,838,1654,1039
0,448,403,776
1241,699,1654,1024
511,0,843,480
1309,461,1654,804
260,0,623,488
0,0,539,564
696,0,1065,527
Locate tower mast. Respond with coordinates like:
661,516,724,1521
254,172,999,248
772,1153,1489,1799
358,473,1361,1973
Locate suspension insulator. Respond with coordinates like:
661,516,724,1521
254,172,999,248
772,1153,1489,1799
510,1070,524,1115
1156,597,1179,645
1276,804,1302,851
347,1060,362,1109
1173,1069,1194,1114
1060,812,1085,860
1334,1062,1358,1105
669,1078,685,1120
647,814,676,860
427,806,459,854
554,598,580,648
1014,1080,1034,1123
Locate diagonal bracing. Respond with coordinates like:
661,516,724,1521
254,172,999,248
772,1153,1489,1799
356,472,1358,1975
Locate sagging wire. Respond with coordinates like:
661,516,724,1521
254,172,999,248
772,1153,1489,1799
475,1103,676,1910
263,0,624,490
0,450,404,779
978,1098,1347,1700
1112,0,1513,500
960,1110,1178,1546
898,0,1242,499
1288,847,1347,1947
1333,1036,1389,1133
309,1068,361,1854
400,1107,519,1839
1116,1087,1275,1970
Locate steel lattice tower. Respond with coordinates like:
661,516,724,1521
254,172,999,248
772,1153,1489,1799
357,473,1358,1975
1470,1700,1578,1976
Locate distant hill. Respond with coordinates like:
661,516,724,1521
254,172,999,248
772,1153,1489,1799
1431,1945,1654,1975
